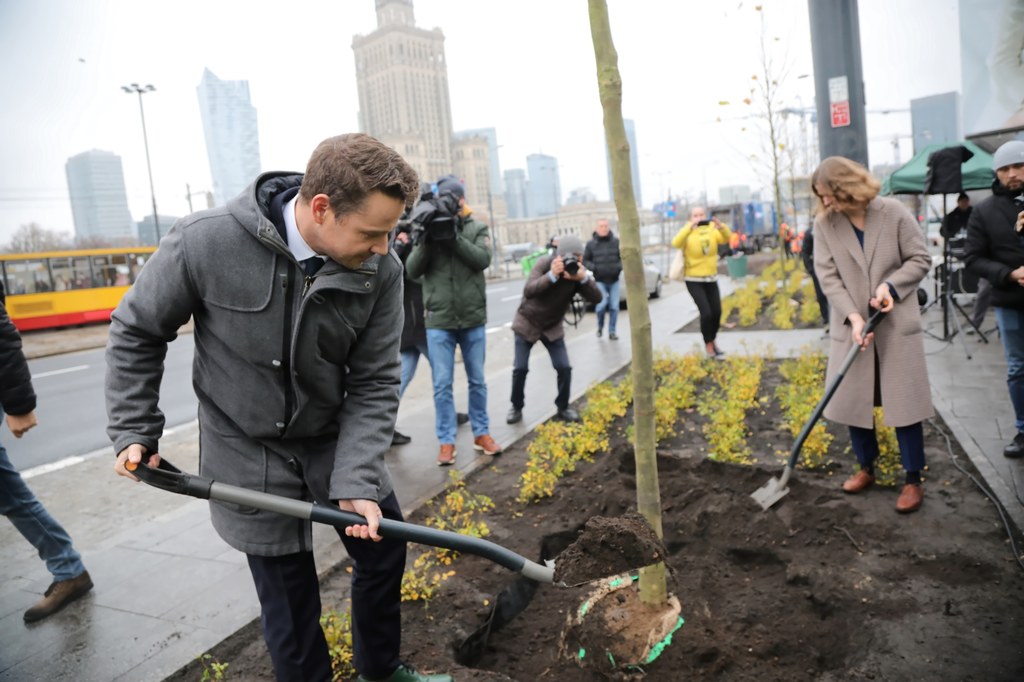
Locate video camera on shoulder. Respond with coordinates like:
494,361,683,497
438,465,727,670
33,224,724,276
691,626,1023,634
408,188,461,243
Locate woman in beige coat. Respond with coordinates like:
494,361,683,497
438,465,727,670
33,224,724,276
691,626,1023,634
811,156,934,514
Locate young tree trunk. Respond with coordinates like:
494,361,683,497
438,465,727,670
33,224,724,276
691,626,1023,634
587,0,666,606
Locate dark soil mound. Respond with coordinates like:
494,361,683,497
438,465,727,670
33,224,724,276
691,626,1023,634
553,512,666,586
171,362,1024,681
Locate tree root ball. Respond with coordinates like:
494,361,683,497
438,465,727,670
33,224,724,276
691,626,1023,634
561,576,683,679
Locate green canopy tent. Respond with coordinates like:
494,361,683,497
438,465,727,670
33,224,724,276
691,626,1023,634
881,141,995,195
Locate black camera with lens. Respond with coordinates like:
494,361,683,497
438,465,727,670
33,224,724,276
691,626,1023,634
408,190,461,243
562,255,580,276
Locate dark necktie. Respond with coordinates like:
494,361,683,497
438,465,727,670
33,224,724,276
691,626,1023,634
301,257,323,277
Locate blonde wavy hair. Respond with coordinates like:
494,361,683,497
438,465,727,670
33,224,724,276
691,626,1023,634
811,156,881,214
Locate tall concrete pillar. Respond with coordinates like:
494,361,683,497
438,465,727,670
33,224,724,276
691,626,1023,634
808,0,869,168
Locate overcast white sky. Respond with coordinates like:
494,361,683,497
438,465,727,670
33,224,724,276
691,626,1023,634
0,0,961,244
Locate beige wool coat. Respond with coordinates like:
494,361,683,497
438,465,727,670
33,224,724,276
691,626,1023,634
813,196,935,429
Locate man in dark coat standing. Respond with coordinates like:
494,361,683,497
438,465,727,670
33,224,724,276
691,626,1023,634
963,140,1024,458
506,235,603,425
584,219,623,339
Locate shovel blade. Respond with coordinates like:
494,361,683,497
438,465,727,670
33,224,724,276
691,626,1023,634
750,476,789,511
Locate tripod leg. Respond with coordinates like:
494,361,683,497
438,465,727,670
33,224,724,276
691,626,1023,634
946,292,973,360
951,296,989,342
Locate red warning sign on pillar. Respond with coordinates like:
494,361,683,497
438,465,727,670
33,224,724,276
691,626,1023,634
830,101,851,128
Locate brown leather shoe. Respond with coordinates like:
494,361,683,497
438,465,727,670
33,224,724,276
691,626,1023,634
896,484,923,513
842,469,876,494
472,434,503,456
24,570,93,623
437,444,456,466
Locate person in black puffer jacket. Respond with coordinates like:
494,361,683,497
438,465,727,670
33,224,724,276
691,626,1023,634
583,218,623,339
1,280,93,622
963,139,1024,458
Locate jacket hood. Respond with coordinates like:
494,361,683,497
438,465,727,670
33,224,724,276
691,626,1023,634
226,171,302,241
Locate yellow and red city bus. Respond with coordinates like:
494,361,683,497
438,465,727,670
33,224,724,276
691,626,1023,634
1,247,157,331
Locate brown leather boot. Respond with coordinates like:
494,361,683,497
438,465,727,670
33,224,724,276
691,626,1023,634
841,469,876,494
895,484,923,513
24,571,93,623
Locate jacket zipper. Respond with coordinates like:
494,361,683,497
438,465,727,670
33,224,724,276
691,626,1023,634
280,271,295,432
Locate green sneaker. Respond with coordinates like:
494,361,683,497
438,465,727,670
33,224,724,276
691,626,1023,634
356,662,453,682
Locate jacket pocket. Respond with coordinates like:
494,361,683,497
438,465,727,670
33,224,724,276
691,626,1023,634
202,250,276,312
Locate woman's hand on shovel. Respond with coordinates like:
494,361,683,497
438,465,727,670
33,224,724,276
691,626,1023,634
848,313,874,351
339,499,384,542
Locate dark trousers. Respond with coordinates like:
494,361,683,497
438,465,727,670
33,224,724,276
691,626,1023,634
246,492,407,682
848,422,925,474
685,280,722,344
510,333,572,411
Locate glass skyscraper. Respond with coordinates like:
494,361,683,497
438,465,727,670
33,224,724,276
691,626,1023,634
196,68,262,207
65,149,134,241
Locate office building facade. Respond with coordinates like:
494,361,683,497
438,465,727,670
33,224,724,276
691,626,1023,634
196,68,262,207
504,169,528,220
526,153,561,217
65,150,134,242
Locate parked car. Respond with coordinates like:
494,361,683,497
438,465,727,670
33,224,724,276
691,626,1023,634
584,258,662,310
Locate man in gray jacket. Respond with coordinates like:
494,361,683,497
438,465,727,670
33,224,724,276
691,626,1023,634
106,134,450,682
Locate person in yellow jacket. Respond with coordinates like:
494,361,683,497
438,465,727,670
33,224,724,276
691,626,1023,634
672,206,732,358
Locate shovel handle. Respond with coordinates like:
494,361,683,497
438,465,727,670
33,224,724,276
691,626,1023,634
130,458,555,583
784,308,886,470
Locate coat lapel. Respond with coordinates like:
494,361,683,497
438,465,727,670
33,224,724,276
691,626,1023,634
830,210,868,274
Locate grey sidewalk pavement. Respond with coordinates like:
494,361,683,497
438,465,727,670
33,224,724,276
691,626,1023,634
2,274,1022,682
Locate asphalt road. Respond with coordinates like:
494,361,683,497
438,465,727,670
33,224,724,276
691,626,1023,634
9,256,673,473
7,279,530,472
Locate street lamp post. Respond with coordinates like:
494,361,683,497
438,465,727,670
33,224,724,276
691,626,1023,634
122,83,160,243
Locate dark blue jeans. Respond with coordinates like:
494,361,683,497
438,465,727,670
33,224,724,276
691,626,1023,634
995,307,1024,433
510,333,572,411
0,420,86,582
246,492,406,682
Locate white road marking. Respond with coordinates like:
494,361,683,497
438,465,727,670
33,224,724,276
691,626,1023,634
31,364,89,379
20,419,200,480
501,294,522,302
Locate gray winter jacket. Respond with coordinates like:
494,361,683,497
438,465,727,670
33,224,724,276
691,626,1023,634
106,172,403,556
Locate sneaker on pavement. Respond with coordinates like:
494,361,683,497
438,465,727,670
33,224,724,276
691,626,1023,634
391,430,411,446
1004,432,1024,458
473,434,503,456
555,407,582,422
24,571,93,623
596,328,603,338
506,407,523,424
456,412,469,425
609,332,619,340
356,662,453,682
437,444,456,466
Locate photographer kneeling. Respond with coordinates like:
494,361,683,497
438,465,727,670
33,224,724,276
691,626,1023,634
507,235,603,425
